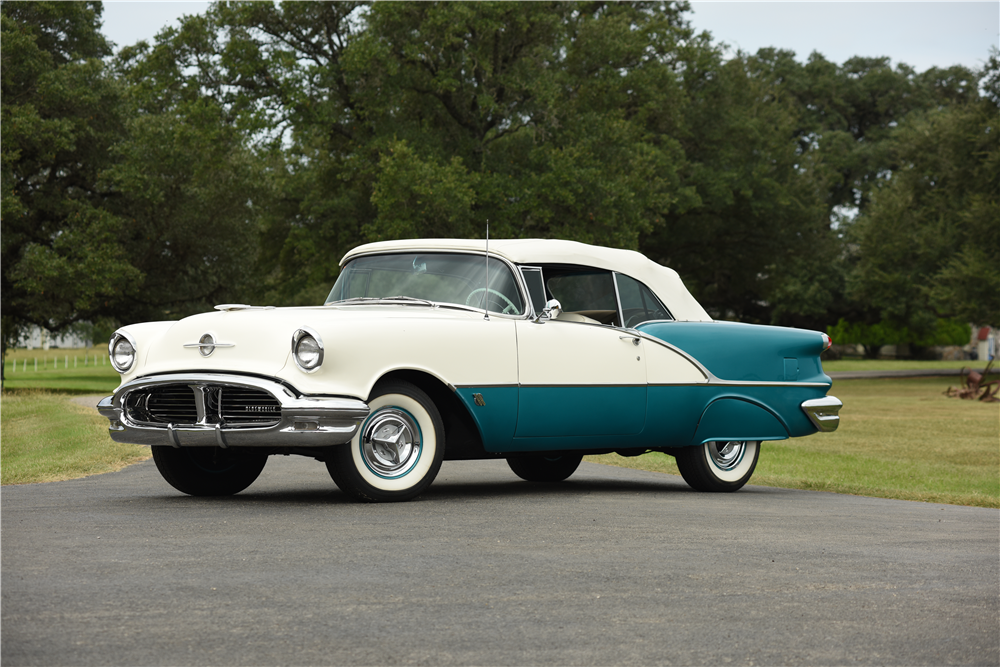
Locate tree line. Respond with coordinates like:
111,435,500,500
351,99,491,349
3,1,998,367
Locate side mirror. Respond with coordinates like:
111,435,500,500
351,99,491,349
535,299,562,323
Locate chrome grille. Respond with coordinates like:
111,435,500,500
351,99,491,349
145,386,198,424
220,388,282,425
123,383,280,428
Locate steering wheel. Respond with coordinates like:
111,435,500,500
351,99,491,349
624,310,647,328
624,308,666,328
465,288,518,314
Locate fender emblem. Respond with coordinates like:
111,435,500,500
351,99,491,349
473,393,486,406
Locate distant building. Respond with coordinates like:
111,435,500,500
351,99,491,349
23,327,90,350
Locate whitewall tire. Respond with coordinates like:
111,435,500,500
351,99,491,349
327,380,444,502
674,441,760,492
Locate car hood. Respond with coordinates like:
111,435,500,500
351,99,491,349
123,304,496,383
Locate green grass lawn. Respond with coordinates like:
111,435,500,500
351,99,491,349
3,347,121,393
823,358,993,372
1,348,135,484
1,390,149,485
588,376,999,508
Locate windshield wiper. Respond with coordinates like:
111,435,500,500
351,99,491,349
377,296,435,306
328,296,436,307
326,297,378,305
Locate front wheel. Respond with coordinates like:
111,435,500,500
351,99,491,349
674,441,760,492
507,454,583,482
327,380,445,502
151,446,267,496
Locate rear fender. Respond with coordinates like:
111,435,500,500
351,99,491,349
691,397,789,446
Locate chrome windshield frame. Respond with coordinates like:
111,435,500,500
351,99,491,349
325,250,533,320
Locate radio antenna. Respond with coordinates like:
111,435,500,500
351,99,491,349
484,219,490,321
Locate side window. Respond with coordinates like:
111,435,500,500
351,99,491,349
546,271,619,325
615,273,672,327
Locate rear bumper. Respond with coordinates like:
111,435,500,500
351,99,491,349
98,373,369,448
800,396,842,432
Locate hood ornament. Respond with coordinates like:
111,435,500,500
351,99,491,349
214,304,275,312
183,333,235,357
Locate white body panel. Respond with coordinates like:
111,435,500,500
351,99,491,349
120,306,518,400
137,310,294,379
642,338,709,385
306,308,518,397
516,320,646,386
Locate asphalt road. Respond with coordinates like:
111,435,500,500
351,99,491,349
2,456,997,666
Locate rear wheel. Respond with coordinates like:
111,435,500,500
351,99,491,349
507,454,583,482
674,441,760,492
151,446,267,496
327,380,444,502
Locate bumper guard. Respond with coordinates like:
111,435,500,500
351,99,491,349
800,396,842,432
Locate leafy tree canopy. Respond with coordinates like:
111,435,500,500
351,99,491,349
2,0,136,355
847,51,1000,331
3,0,996,368
122,1,697,303
1,0,266,376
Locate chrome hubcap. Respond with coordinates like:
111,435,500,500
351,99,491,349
708,441,746,471
361,408,421,477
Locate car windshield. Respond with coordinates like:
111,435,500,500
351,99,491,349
326,252,525,315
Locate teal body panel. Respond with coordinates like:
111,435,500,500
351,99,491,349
454,386,519,452
515,386,646,437
457,385,647,452
454,322,834,454
456,383,826,453
636,320,831,384
643,384,825,446
649,384,826,440
692,398,788,444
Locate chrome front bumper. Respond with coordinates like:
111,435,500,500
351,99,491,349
800,396,842,432
98,373,370,448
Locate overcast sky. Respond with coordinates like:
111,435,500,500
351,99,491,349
100,1,999,73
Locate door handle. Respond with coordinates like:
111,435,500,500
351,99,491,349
619,336,640,346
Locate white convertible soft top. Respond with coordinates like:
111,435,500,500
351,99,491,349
341,238,712,322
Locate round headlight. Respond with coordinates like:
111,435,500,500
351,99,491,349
109,332,136,372
292,328,324,373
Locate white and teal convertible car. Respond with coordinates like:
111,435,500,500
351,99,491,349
98,239,841,502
